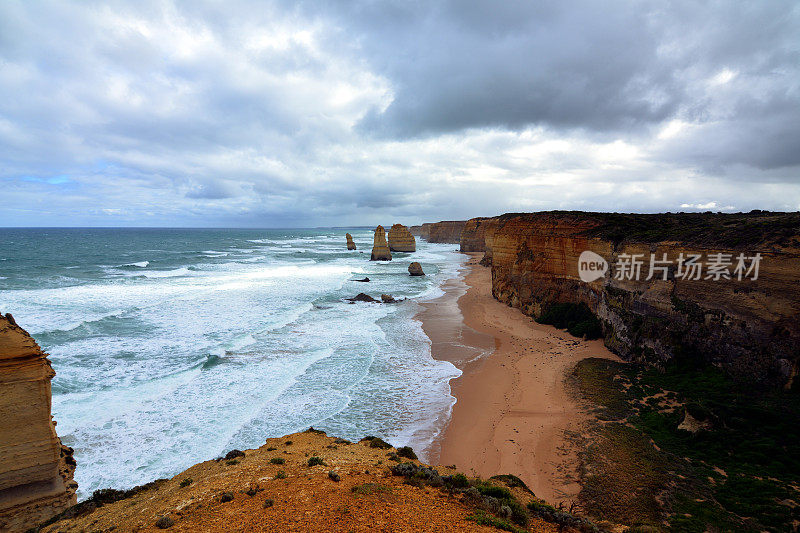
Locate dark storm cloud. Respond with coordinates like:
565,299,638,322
305,0,800,172
0,0,798,227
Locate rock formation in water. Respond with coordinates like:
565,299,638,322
475,211,800,387
387,224,416,252
370,226,392,261
346,233,357,250
425,221,466,243
0,313,77,531
408,262,425,276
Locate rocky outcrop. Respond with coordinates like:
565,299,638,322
387,224,416,252
38,430,570,533
0,313,77,531
408,262,425,276
460,217,500,262
346,233,356,250
370,226,392,261
485,211,800,387
426,221,466,244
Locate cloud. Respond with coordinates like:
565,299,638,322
0,0,798,227
680,202,736,211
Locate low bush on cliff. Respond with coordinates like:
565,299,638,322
578,211,800,248
571,357,800,531
537,302,602,340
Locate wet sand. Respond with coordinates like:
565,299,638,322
419,253,619,504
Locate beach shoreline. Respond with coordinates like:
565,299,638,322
418,252,620,504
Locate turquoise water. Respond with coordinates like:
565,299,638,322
0,228,464,498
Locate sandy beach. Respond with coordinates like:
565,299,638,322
420,253,619,505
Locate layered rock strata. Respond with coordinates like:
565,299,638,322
426,221,466,243
483,211,800,387
387,224,416,252
370,226,392,261
346,233,356,250
460,217,500,265
409,224,430,239
0,313,77,531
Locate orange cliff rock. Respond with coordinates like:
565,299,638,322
387,224,416,252
426,221,466,244
460,218,500,264
0,313,77,531
482,211,800,387
346,233,357,250
370,226,392,261
409,224,430,239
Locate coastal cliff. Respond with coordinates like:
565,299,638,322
479,211,800,387
423,221,466,243
410,224,430,239
460,217,500,259
0,313,77,531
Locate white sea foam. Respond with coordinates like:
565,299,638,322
3,230,467,498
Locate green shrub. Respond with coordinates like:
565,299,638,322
536,302,602,340
275,470,287,479
179,478,192,488
465,510,525,533
396,446,417,459
363,436,393,449
270,457,285,465
307,456,325,467
447,473,470,489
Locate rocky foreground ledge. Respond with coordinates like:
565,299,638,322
37,429,601,533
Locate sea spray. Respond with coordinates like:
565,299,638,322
0,227,463,497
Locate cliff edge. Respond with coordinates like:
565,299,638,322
0,313,77,532
476,211,800,387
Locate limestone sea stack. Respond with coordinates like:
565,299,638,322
370,226,392,261
346,233,356,250
0,313,77,531
387,224,416,252
408,262,425,276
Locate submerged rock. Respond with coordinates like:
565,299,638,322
346,233,357,250
408,262,425,276
388,224,416,252
381,294,396,303
353,277,370,282
370,226,392,261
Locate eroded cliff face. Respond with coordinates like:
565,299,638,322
425,221,466,244
409,224,430,239
460,217,500,257
0,313,77,531
387,224,416,252
485,212,800,387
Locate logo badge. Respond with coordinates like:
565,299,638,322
578,250,608,282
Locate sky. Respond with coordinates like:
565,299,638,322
1,1,799,227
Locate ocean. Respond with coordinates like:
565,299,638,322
0,228,465,499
